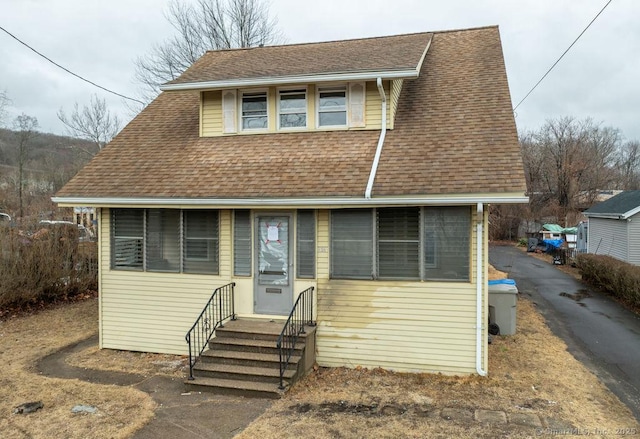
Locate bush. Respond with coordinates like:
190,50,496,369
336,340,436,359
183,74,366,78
0,225,97,309
575,253,640,308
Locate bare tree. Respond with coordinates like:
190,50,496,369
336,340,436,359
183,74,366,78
521,117,620,224
13,113,39,220
614,140,640,190
57,95,121,157
135,0,283,101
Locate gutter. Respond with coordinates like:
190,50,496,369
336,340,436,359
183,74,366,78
365,77,387,199
476,202,487,376
52,194,529,208
160,69,419,92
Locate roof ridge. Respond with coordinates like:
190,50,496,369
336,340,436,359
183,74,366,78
203,25,499,55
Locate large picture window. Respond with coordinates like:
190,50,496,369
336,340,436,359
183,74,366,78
111,208,219,274
330,207,471,281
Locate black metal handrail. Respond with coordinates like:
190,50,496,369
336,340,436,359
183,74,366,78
185,282,236,380
277,286,315,390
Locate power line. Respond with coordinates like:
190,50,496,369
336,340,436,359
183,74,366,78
513,0,614,112
0,25,145,105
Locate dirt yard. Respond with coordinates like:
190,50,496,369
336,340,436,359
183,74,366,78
1,262,639,438
0,299,156,439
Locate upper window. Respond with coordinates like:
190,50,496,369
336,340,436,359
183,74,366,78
279,89,307,129
241,92,268,130
318,87,347,127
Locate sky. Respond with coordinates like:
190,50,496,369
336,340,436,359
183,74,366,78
1,0,638,141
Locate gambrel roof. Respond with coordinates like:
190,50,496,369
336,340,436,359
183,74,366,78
55,26,527,205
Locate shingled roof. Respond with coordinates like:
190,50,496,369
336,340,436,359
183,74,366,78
56,26,526,204
584,191,640,219
164,32,432,87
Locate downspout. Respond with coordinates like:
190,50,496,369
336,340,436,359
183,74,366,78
365,77,387,199
476,202,487,376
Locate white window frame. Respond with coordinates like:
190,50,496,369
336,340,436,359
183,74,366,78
240,89,269,132
317,85,348,129
277,87,308,130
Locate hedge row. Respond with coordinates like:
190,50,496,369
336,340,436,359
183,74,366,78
575,253,640,308
0,226,97,310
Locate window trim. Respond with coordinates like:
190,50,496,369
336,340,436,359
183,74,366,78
317,85,348,128
240,89,269,132
277,87,308,131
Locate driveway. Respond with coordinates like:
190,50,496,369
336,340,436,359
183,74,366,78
489,245,640,421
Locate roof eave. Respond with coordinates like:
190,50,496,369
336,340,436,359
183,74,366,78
583,212,626,220
160,69,420,92
53,193,529,208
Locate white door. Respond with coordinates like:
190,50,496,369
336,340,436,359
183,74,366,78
254,214,292,314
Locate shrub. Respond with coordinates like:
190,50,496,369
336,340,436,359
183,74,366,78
0,225,97,309
575,253,640,308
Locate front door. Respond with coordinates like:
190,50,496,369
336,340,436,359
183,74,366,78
254,214,292,314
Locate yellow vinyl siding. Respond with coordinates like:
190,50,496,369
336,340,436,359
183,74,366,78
100,208,232,355
363,80,391,130
314,208,482,375
201,81,391,137
201,91,222,136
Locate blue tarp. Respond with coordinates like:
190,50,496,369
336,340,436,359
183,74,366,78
542,239,564,249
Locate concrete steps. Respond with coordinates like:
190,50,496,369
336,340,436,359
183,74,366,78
185,319,316,398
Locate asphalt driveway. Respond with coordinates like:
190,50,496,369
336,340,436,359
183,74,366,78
490,245,640,421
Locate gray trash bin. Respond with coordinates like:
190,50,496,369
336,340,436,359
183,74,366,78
488,279,518,335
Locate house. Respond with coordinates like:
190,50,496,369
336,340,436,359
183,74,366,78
584,190,640,265
53,26,527,381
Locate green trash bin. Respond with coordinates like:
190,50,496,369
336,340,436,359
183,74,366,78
488,279,518,335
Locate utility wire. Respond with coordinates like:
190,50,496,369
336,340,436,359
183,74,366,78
513,0,614,112
0,25,145,105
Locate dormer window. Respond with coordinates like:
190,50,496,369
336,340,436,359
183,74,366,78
278,89,307,129
318,87,347,127
241,91,268,130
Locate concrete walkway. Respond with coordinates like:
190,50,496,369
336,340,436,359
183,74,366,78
37,335,272,439
490,244,640,421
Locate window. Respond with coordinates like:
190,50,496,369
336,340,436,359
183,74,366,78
279,89,307,129
296,210,315,278
423,207,470,280
241,92,268,130
330,209,373,279
111,209,144,270
318,87,347,127
146,209,180,272
330,207,471,281
183,210,219,274
234,210,252,276
110,208,220,275
377,208,420,279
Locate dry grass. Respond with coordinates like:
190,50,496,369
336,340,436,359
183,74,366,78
0,298,155,439
235,281,639,438
66,344,188,378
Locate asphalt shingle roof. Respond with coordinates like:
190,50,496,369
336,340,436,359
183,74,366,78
166,32,433,85
56,26,526,201
585,191,640,217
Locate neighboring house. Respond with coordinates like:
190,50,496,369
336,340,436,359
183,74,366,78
54,26,527,376
584,190,640,265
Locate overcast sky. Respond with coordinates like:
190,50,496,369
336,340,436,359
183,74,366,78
1,0,638,141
